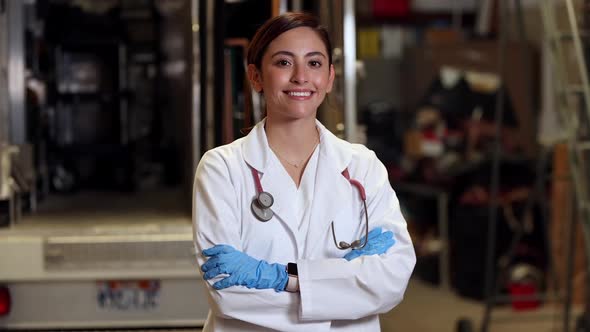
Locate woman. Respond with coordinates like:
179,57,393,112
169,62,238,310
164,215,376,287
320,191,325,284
192,12,415,332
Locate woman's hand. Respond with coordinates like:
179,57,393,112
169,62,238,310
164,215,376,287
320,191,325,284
201,244,289,291
343,227,396,261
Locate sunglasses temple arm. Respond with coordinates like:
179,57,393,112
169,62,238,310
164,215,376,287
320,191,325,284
357,200,369,249
331,221,346,250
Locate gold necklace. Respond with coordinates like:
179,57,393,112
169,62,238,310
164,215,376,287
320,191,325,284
270,142,320,168
271,138,320,169
274,150,303,168
268,127,320,168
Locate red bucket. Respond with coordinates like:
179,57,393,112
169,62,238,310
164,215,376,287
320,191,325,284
509,282,540,311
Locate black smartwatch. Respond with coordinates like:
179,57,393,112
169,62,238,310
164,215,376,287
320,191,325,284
287,262,298,276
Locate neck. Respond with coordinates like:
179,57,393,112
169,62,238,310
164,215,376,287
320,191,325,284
265,115,319,161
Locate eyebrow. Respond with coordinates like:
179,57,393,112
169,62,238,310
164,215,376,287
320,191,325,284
270,51,327,59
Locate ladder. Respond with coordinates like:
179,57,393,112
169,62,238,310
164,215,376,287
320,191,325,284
541,0,590,330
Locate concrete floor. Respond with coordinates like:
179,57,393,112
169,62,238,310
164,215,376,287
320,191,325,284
381,278,580,332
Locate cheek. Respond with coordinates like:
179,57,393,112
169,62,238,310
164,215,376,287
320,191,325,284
262,68,288,88
314,75,331,91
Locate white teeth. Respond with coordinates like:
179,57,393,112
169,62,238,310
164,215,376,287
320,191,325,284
288,91,312,97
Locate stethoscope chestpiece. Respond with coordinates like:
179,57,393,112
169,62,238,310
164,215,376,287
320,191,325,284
251,191,274,222
257,191,273,208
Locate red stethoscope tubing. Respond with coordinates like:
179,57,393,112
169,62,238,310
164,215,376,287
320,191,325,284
249,166,370,250
250,167,365,200
250,167,264,194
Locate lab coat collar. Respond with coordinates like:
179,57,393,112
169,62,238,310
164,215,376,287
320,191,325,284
241,118,353,174
241,119,273,173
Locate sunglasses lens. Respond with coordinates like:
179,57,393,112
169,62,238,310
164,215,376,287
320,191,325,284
350,240,362,249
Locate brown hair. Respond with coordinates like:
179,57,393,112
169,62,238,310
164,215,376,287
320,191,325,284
247,12,333,69
241,12,332,135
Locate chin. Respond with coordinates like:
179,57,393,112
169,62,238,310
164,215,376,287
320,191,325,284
284,109,317,120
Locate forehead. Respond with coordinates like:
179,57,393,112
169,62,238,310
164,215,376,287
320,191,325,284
265,27,328,55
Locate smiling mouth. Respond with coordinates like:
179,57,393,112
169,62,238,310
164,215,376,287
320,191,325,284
286,91,313,97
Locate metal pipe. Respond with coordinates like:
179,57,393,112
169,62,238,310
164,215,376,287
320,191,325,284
205,0,215,150
191,0,201,170
565,0,590,324
7,0,25,144
0,3,8,143
481,0,508,330
566,0,590,132
438,193,450,290
118,44,128,145
279,0,287,14
291,0,303,12
342,0,357,142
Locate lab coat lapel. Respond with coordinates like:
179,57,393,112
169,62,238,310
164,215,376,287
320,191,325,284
259,162,297,233
241,120,299,244
303,122,354,257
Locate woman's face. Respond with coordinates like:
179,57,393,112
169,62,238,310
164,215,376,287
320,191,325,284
248,27,335,121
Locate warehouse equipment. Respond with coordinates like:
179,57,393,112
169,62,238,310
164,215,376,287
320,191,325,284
457,0,576,331
541,0,590,330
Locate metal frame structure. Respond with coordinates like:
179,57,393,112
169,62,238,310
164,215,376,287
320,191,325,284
204,0,216,151
457,1,563,331
0,1,8,144
191,0,202,171
541,0,590,330
342,0,357,143
6,0,25,145
461,1,590,331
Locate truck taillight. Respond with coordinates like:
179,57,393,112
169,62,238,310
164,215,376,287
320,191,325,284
0,286,10,316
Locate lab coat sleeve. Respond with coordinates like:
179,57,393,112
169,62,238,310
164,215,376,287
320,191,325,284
192,149,242,250
297,150,416,321
192,150,314,329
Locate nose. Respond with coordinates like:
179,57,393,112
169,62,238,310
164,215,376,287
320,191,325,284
290,64,308,84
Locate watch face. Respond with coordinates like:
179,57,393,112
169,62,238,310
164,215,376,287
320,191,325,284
287,262,298,276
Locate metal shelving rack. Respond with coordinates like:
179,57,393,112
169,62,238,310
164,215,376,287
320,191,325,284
541,0,590,330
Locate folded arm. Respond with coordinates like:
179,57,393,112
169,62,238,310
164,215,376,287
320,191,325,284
297,151,416,321
192,150,297,327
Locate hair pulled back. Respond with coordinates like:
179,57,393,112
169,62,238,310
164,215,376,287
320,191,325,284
247,12,333,69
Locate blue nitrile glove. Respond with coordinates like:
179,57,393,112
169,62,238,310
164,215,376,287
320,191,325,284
343,227,396,261
201,244,288,292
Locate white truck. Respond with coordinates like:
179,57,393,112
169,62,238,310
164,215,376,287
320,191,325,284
0,216,208,330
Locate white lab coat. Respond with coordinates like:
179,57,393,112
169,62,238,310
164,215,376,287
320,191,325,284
192,119,416,332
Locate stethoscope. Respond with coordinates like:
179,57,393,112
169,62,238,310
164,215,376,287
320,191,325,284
249,166,369,250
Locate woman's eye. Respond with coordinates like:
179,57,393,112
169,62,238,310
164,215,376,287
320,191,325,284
276,60,291,66
309,60,322,67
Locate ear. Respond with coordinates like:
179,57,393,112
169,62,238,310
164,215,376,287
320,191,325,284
326,64,335,93
247,64,263,93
